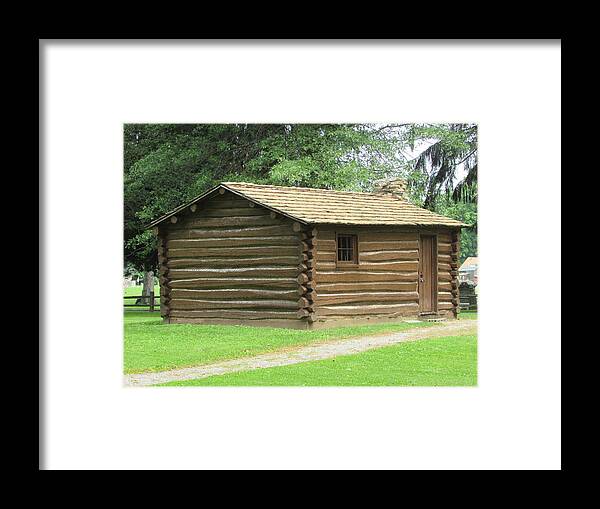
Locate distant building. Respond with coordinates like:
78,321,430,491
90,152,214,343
459,257,479,284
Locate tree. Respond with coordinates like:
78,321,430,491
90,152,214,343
403,123,478,210
398,124,478,260
433,190,478,263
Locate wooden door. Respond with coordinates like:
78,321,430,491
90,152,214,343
419,235,438,313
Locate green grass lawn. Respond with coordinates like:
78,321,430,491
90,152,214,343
124,312,434,374
458,310,477,320
161,334,477,387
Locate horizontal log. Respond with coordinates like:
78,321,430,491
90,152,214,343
317,271,419,283
317,262,337,270
167,257,301,269
358,261,419,271
323,230,426,242
316,239,336,251
360,232,419,242
168,245,300,258
297,273,309,284
169,277,298,289
438,302,454,310
317,281,417,292
169,288,300,300
316,251,337,263
324,260,432,271
438,282,452,291
179,215,281,229
316,291,419,306
438,291,453,301
167,235,299,249
359,240,419,251
437,242,452,254
359,250,419,262
169,309,301,320
169,267,299,279
166,225,294,240
169,299,300,310
438,254,453,264
316,302,419,317
438,273,453,282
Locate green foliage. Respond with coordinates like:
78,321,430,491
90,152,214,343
406,123,477,209
434,188,478,261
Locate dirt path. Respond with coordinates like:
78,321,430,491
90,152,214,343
124,319,477,387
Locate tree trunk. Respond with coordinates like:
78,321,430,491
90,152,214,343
141,270,154,305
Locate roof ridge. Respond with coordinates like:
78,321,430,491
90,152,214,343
222,181,401,198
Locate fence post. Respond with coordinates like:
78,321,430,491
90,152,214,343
149,290,155,312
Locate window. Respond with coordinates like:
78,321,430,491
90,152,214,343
336,234,358,265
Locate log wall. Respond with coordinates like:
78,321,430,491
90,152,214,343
436,229,460,318
312,226,461,325
157,191,309,328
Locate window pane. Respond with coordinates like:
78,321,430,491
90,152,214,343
337,235,356,262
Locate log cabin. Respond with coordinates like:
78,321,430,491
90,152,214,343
148,179,468,329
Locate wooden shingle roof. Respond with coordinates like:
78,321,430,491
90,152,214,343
149,181,468,228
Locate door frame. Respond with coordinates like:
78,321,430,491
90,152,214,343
418,233,439,313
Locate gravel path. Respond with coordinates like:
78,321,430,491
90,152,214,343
124,319,477,387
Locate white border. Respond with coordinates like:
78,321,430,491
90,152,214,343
42,41,561,470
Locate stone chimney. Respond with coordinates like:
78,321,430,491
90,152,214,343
373,177,409,200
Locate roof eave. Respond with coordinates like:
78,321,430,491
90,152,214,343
146,183,310,229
